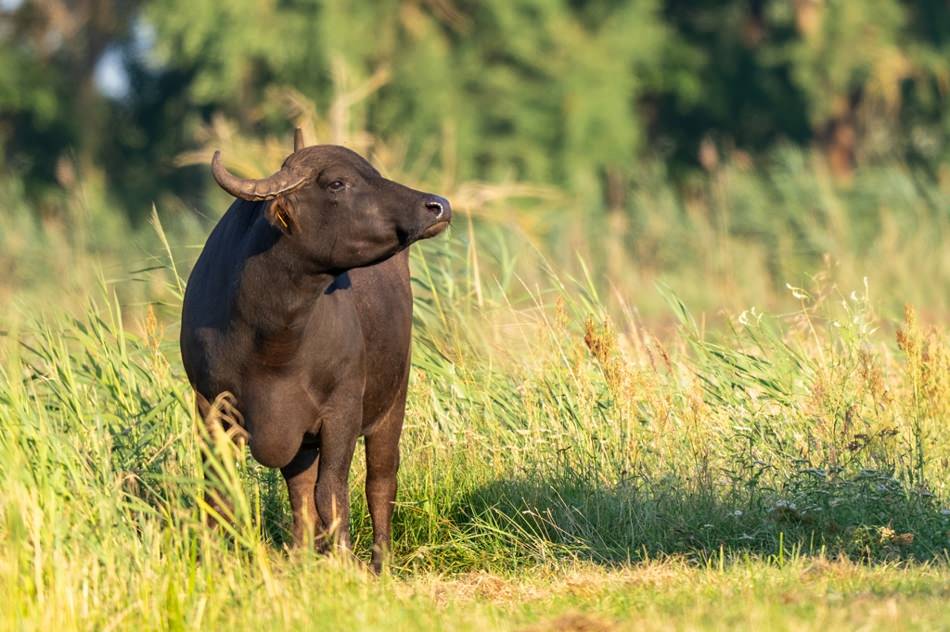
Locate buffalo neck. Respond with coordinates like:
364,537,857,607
234,215,336,337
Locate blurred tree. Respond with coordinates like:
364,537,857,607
0,0,141,210
781,0,909,178
894,0,950,175
145,0,675,213
653,0,811,172
2,0,950,221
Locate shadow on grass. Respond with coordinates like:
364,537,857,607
210,460,947,570
438,469,949,567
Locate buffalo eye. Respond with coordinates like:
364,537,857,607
327,179,346,192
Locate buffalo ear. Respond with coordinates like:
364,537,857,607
266,196,295,234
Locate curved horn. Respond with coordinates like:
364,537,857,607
293,128,305,152
211,151,309,201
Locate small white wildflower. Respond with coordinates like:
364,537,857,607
738,306,761,327
786,283,809,300
732,510,743,517
940,509,950,517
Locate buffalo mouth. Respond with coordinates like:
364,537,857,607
419,219,450,239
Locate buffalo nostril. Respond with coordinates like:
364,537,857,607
425,201,444,219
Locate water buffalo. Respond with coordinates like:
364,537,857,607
180,130,451,570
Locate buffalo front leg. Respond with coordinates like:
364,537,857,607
280,445,321,547
364,425,402,573
364,388,406,573
196,391,249,528
314,417,360,553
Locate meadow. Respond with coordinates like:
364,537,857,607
1,145,950,630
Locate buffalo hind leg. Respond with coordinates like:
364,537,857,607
364,401,406,573
281,446,322,548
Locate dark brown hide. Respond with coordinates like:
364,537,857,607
180,140,450,570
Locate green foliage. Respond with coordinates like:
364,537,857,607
784,0,907,126
4,0,950,218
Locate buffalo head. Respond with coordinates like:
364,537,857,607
211,130,451,272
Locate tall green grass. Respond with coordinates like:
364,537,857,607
1,148,949,628
2,222,948,622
